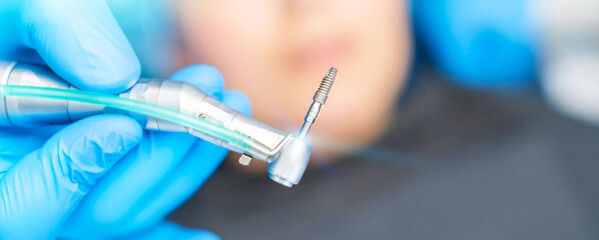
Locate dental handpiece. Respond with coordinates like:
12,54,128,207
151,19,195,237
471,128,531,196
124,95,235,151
0,61,336,187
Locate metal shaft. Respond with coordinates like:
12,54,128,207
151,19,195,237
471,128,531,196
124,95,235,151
0,61,333,187
298,67,337,139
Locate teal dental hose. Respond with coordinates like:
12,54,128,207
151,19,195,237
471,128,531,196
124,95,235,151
0,84,253,151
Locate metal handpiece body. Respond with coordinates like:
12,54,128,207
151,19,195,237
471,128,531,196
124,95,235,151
0,61,311,187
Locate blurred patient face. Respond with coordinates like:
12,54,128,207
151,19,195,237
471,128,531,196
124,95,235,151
174,0,411,156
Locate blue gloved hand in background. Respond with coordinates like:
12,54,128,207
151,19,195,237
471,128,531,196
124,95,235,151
412,0,538,90
0,1,249,239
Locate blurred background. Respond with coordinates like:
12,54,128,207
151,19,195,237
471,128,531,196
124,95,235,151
108,0,599,239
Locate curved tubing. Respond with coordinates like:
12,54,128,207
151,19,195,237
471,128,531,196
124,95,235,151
0,85,254,151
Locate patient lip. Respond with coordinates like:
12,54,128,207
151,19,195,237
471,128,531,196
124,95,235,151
291,35,351,69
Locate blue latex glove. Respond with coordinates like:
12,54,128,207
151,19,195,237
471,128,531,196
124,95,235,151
0,115,143,239
60,66,251,239
0,0,140,93
0,1,251,239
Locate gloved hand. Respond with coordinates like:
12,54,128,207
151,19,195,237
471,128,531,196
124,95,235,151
59,66,251,239
0,115,143,239
0,1,251,239
412,0,537,90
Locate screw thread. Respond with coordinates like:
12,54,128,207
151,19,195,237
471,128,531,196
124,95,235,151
313,67,337,104
299,67,337,139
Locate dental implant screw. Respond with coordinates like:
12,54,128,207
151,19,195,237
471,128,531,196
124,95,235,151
298,67,337,139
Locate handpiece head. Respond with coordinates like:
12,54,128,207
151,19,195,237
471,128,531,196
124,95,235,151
230,67,336,187
266,67,336,187
267,137,311,187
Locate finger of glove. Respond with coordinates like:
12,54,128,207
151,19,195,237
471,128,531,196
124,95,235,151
82,65,227,216
128,221,220,240
220,90,252,116
58,130,200,239
60,66,227,235
170,64,225,101
15,0,140,93
130,90,252,227
0,115,142,239
72,65,225,220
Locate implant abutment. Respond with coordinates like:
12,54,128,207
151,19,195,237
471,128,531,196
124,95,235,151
298,67,337,139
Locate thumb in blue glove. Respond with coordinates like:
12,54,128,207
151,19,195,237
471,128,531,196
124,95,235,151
0,0,140,93
0,115,143,239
